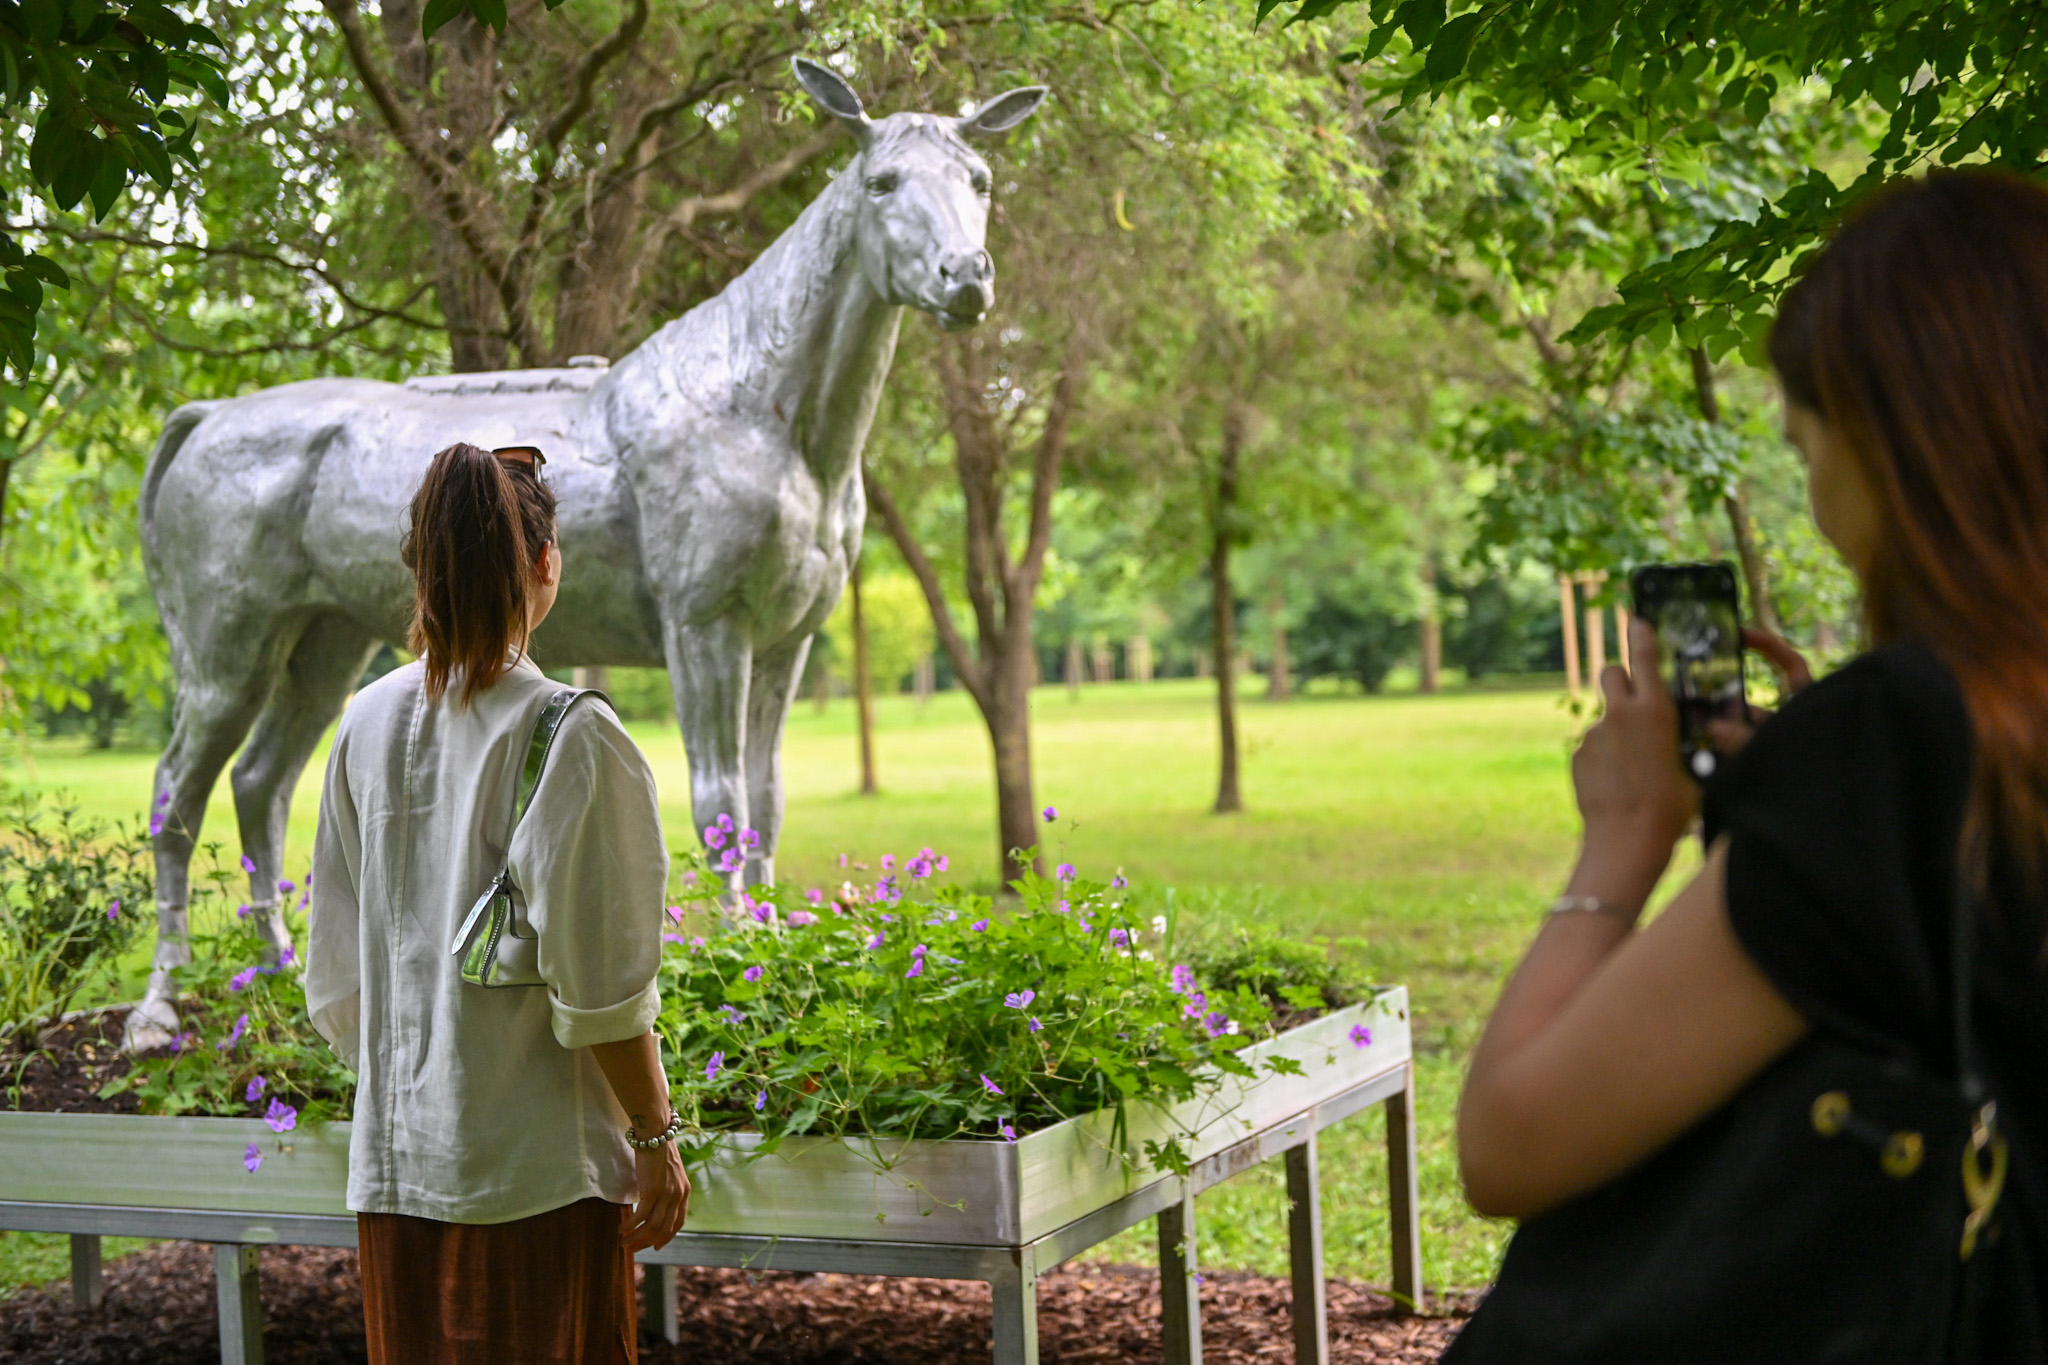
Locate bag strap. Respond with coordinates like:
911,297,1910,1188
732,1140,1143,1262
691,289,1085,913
502,687,612,856
1950,861,2007,1364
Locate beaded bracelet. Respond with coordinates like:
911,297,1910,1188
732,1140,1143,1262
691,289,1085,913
627,1110,684,1150
1548,894,1615,918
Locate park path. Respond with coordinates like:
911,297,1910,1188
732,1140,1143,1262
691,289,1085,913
0,1242,1470,1362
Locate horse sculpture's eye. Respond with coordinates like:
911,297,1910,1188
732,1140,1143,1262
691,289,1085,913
865,174,897,196
971,171,991,196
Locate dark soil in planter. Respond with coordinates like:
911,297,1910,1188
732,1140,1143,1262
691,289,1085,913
0,1010,143,1116
0,1242,1472,1363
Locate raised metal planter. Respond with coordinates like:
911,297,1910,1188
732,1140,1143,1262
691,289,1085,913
0,991,1420,1365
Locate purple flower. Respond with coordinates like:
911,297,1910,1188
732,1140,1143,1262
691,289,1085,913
717,814,735,834
666,905,685,925
170,1031,196,1053
719,1004,746,1024
706,1051,725,1082
755,1089,768,1112
905,957,925,980
229,967,260,993
107,900,120,921
156,790,171,809
998,1122,1018,1144
243,1142,263,1174
906,855,933,879
1171,965,1196,995
1003,989,1036,1010
245,1076,267,1103
913,943,928,957
704,824,727,849
936,855,950,872
1202,1012,1231,1039
263,1098,298,1134
1109,928,1130,948
980,1074,1003,1096
881,853,895,872
746,896,773,925
866,931,885,950
788,910,819,927
1028,1017,1043,1033
877,875,899,902
1182,992,1208,1018
719,848,744,873
1042,806,1057,822
806,888,825,905
216,1013,249,1051
1078,919,1093,934
1055,863,1076,882
661,931,687,944
739,828,760,849
149,813,165,837
689,937,706,951
743,965,764,983
277,879,295,895
971,918,990,933
236,902,253,919
1111,874,1129,890
1349,1024,1373,1049
240,854,257,875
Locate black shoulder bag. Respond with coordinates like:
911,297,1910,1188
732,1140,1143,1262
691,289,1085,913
1444,877,2009,1364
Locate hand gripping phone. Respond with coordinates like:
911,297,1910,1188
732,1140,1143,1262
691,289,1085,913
1628,562,1747,782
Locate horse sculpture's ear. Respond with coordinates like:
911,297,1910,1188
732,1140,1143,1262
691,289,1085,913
957,87,1050,139
793,57,872,146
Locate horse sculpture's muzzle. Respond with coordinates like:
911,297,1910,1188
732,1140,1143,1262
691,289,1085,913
938,249,995,329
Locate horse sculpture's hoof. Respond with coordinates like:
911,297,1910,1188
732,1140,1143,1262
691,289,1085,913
121,990,181,1054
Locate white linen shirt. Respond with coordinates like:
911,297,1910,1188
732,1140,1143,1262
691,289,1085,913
307,654,667,1223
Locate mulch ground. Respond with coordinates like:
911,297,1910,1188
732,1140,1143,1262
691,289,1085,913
0,1010,144,1116
0,1242,1472,1363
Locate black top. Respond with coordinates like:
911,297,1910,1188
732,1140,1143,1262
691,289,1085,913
1706,641,2046,1351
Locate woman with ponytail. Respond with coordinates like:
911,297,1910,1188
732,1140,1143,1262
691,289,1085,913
1448,171,2048,1359
306,443,687,1364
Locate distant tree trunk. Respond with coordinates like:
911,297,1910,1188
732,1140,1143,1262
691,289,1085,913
1065,636,1084,700
1092,637,1114,685
851,559,878,796
913,653,934,709
812,662,829,714
1581,573,1608,679
1212,413,1245,815
1418,560,1442,695
1128,635,1153,683
868,332,1085,883
1560,573,1582,697
1690,346,1784,635
1266,594,1291,701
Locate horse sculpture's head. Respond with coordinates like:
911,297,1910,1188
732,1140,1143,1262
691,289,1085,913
794,57,1048,332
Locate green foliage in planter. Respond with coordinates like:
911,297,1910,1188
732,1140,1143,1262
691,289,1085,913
657,839,1335,1176
0,798,149,1046
1180,922,1371,1024
103,851,353,1126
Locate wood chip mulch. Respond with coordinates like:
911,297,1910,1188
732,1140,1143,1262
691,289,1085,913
0,1242,1473,1363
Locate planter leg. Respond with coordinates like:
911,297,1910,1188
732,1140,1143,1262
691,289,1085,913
1386,1063,1423,1314
1158,1182,1202,1365
213,1244,263,1365
990,1244,1039,1365
1285,1140,1328,1365
69,1233,103,1311
640,1262,680,1344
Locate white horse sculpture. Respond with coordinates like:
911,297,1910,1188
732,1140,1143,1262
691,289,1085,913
128,59,1047,1048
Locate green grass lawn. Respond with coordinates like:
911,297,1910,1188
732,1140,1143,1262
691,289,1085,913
1,673,1616,1298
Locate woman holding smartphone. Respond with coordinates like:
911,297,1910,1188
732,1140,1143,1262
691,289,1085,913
1448,171,2046,1357
307,442,688,1364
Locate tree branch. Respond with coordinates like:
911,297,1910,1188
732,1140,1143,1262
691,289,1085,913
629,128,839,285
934,338,1006,657
1011,334,1086,611
865,466,991,712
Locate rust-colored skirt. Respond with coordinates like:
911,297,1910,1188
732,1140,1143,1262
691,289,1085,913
359,1198,636,1365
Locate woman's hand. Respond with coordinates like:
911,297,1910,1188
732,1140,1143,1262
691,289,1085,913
1567,620,1698,912
1705,628,1815,756
624,1134,690,1254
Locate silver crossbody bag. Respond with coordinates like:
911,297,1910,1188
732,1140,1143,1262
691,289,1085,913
450,687,609,988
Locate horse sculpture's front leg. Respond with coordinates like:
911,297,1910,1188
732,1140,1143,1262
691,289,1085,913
665,614,754,902
742,635,813,890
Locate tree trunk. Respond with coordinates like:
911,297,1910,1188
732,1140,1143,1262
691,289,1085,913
1690,346,1783,635
1581,574,1607,679
1559,573,1582,697
913,653,934,709
851,558,878,796
1212,416,1244,815
1418,560,1441,695
986,652,1039,883
1065,636,1083,700
1266,594,1290,701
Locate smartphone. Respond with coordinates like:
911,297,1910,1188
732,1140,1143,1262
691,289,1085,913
1628,562,1746,782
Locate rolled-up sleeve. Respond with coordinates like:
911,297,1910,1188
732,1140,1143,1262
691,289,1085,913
307,728,365,1069
508,701,667,1050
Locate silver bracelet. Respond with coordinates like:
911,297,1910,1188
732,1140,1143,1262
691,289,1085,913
627,1110,684,1150
1548,894,1616,918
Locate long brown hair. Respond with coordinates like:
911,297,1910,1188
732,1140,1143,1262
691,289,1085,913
1771,169,2048,928
401,442,557,707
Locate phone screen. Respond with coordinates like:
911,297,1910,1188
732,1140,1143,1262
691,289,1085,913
1628,563,1746,782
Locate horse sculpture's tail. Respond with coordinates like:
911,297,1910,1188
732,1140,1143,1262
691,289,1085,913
138,402,219,671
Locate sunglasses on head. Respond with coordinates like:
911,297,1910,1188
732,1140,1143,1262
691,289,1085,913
491,445,548,469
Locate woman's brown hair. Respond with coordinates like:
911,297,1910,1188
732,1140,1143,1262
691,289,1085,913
401,442,557,707
1771,169,2048,931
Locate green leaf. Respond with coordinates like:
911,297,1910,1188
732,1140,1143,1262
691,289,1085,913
6,271,42,313
21,254,70,290
19,0,63,46
1392,0,1444,49
1423,12,1484,84
420,0,467,37
50,131,103,211
466,0,508,32
87,146,126,220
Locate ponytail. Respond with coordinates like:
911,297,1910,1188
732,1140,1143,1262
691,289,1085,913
401,442,558,707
